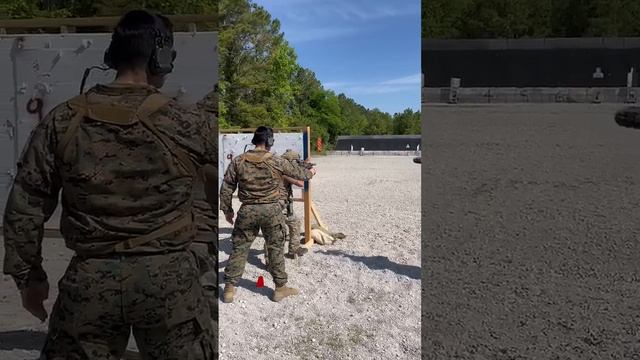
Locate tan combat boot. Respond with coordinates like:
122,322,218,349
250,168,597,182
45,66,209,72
272,285,299,302
223,284,236,303
285,247,308,259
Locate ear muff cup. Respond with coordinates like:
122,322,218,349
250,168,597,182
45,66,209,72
103,45,114,69
251,127,275,146
148,34,175,75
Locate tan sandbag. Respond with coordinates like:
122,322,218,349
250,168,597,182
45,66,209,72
311,228,334,245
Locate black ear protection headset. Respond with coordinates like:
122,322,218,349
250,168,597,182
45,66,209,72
103,14,177,76
267,132,275,147
251,127,275,147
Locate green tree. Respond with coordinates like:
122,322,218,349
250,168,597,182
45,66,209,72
0,0,216,19
365,109,393,135
218,0,285,127
393,109,421,135
422,0,640,39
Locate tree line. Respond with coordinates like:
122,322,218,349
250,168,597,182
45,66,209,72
1,0,420,149
0,0,216,18
423,0,640,39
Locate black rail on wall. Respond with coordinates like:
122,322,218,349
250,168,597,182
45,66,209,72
422,38,640,88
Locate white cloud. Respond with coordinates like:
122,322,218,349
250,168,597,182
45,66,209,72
257,0,419,43
283,27,359,43
380,74,422,85
347,84,418,95
322,81,350,88
323,74,420,95
260,0,419,23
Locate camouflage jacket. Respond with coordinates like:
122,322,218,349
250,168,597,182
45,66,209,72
219,149,313,215
3,84,217,289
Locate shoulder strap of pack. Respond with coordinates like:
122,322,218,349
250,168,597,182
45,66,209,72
136,94,197,177
55,93,161,161
56,94,88,161
242,151,273,163
137,93,171,120
86,104,137,125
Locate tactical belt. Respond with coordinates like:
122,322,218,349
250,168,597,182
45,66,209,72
58,92,198,252
240,200,280,206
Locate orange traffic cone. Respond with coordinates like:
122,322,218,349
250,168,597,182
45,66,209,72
256,276,264,288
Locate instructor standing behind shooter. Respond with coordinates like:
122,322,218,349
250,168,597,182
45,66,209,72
220,126,316,303
3,10,216,359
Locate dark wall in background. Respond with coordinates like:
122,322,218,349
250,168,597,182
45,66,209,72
335,136,421,151
423,38,640,88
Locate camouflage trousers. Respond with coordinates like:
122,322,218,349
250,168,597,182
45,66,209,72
189,239,218,357
42,250,216,360
224,203,288,287
264,204,301,257
284,205,302,253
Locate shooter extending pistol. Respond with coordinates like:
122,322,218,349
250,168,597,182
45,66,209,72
293,159,316,170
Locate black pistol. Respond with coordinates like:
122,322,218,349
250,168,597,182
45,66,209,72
294,159,316,170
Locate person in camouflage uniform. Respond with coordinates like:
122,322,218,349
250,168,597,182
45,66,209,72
265,149,307,260
220,127,316,303
2,11,217,359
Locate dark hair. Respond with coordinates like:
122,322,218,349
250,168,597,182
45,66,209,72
107,10,174,72
252,126,274,146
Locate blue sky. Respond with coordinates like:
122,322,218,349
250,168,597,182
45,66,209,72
255,0,421,115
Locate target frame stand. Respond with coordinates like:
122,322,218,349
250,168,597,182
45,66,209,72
219,126,321,248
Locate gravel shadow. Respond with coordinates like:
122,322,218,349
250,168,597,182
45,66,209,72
0,330,46,351
322,250,421,280
219,227,233,235
218,238,268,271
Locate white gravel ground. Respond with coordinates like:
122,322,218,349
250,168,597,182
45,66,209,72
218,155,422,360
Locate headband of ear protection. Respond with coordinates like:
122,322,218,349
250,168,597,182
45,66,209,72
104,14,176,76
